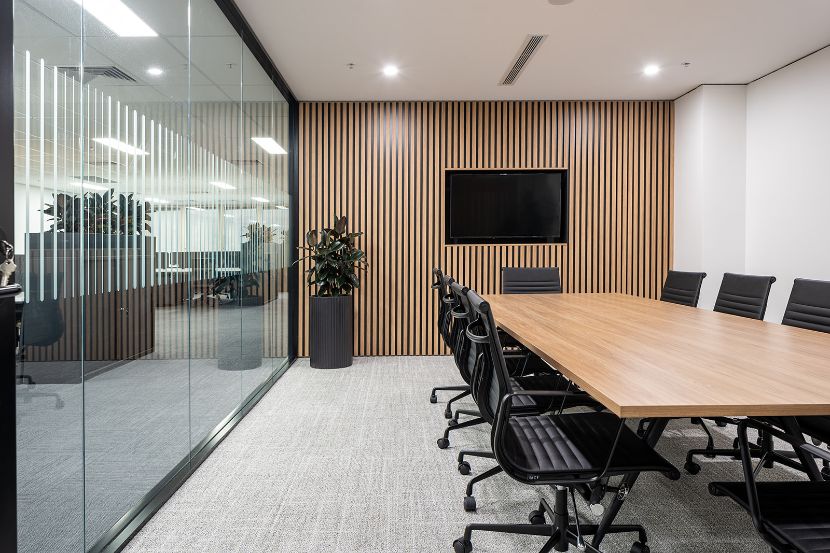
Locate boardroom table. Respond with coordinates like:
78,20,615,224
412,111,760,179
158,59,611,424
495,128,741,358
483,293,830,547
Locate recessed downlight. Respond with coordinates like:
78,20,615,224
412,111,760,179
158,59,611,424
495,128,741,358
382,64,399,77
643,64,660,77
146,67,163,76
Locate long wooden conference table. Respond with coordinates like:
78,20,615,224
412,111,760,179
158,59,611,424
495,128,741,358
483,292,830,545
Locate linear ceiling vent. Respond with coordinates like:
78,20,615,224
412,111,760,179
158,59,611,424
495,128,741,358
58,66,136,85
499,34,547,86
230,159,263,168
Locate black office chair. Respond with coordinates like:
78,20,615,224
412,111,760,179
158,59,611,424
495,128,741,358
429,268,470,414
499,267,562,376
438,284,603,513
782,278,830,479
713,272,776,320
660,270,706,307
710,418,830,553
634,270,708,437
502,266,562,294
453,290,678,553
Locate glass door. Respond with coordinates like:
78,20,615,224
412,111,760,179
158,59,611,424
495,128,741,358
11,1,294,550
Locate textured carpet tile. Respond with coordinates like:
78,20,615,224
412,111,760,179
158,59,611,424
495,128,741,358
124,356,803,552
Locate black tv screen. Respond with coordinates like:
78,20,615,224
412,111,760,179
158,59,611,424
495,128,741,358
445,169,568,244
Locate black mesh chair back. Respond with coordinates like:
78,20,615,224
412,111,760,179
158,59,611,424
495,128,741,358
714,273,776,320
782,278,830,334
660,270,707,307
432,268,457,349
466,289,512,425
449,281,477,385
432,267,448,338
501,267,561,294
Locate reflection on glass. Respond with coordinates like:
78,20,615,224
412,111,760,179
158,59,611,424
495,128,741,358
14,0,292,550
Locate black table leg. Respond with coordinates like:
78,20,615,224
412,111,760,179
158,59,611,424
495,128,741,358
591,418,669,549
780,417,823,482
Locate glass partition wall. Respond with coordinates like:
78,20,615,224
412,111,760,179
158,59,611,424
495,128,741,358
12,0,294,551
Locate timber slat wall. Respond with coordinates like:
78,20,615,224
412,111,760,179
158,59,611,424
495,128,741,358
299,101,674,356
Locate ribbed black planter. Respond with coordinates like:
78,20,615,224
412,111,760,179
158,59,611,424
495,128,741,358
309,295,353,368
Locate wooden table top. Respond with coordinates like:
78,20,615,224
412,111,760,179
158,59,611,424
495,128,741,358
483,293,830,418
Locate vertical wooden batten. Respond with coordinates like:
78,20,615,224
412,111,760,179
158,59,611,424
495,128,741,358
299,100,674,357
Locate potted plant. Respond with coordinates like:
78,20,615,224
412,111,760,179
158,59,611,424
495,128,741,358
299,215,367,368
38,189,152,249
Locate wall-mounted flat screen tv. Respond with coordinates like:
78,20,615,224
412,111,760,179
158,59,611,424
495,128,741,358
445,169,568,245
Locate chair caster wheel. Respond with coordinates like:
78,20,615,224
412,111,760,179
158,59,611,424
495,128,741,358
430,394,437,404
444,408,453,419
437,438,450,449
528,510,545,525
453,538,473,553
716,420,728,427
684,461,701,475
630,541,650,553
458,461,471,475
463,496,477,512
448,419,458,427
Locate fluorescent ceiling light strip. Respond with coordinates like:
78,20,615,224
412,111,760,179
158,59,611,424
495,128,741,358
251,196,269,203
145,197,169,204
210,181,236,190
251,137,287,155
73,0,157,37
93,137,148,156
73,180,108,192
276,205,288,210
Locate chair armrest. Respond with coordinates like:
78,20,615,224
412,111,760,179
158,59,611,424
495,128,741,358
802,443,830,462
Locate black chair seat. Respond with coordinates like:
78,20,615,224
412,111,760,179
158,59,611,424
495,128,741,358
503,412,678,478
710,481,830,553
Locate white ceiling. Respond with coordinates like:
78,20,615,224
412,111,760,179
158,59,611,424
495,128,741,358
235,0,830,101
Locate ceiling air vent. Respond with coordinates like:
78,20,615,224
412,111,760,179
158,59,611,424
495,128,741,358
58,66,136,85
499,34,547,86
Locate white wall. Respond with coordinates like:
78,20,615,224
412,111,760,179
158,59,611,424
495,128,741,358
674,47,830,321
673,85,747,310
745,47,830,322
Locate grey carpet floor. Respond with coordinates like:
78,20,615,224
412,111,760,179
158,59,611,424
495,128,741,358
124,356,803,553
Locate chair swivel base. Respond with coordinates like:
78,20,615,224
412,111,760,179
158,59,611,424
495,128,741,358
463,465,504,511
429,385,469,404
454,492,649,553
685,442,804,475
437,417,485,449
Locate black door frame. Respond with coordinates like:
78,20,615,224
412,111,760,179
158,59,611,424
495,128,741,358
0,0,299,551
0,0,17,550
